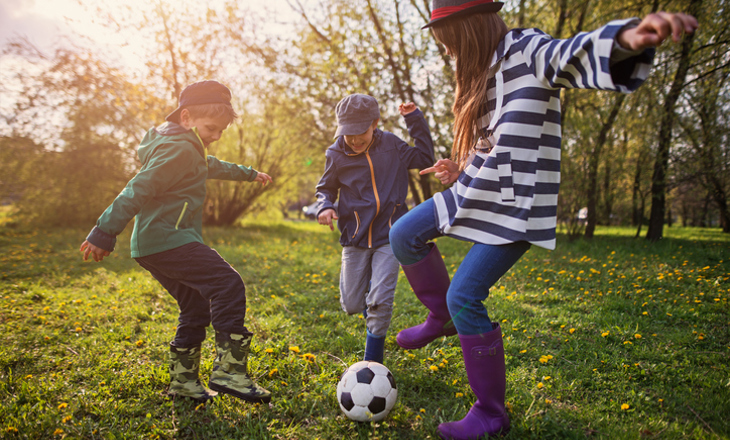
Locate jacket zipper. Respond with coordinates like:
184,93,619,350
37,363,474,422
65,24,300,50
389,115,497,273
175,202,189,230
192,127,209,169
365,151,380,248
352,211,360,239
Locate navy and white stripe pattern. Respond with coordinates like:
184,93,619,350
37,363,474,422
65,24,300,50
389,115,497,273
434,19,654,250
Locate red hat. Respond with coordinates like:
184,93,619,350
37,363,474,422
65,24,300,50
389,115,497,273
165,80,232,123
423,0,503,29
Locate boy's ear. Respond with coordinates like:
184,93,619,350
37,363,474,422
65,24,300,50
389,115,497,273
371,119,379,129
179,108,191,126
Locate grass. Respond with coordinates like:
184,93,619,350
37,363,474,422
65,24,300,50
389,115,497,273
0,220,728,439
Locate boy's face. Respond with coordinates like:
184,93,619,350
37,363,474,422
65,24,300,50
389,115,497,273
180,110,230,146
343,120,378,154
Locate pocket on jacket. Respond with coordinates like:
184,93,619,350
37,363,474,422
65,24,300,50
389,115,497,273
175,202,189,230
388,204,401,228
352,211,360,239
496,151,516,203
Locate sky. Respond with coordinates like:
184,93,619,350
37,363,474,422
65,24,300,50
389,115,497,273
0,0,301,61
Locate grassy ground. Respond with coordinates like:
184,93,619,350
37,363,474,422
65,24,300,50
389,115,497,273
0,221,728,439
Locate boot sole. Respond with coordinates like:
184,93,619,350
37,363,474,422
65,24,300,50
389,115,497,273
209,382,272,404
167,391,217,403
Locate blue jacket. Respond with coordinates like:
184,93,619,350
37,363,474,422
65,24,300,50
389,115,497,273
315,109,434,248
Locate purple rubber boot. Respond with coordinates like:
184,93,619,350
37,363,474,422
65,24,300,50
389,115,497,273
396,243,457,349
438,323,509,439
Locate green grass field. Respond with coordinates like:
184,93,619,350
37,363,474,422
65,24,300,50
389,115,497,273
1,221,728,439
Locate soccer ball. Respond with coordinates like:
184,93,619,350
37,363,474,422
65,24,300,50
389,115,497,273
336,361,398,422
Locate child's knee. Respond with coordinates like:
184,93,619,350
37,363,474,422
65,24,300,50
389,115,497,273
340,296,365,315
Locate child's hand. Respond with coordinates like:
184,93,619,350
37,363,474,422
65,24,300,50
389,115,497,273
420,159,460,185
254,172,273,186
399,102,418,116
318,208,339,231
80,240,110,262
618,12,698,51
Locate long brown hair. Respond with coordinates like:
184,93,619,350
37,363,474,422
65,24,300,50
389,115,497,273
431,13,508,169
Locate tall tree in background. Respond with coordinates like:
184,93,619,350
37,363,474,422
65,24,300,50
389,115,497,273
646,0,702,241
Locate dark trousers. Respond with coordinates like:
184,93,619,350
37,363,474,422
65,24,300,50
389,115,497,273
135,242,248,348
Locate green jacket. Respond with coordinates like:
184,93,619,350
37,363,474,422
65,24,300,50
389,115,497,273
86,122,258,258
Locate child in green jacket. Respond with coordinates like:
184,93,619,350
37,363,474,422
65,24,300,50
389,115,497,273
80,80,273,403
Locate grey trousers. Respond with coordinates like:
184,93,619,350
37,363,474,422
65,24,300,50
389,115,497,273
339,244,399,337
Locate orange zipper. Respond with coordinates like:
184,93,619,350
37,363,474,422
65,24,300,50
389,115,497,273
365,151,380,248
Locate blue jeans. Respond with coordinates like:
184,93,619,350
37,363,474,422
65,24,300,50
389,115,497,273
390,198,530,335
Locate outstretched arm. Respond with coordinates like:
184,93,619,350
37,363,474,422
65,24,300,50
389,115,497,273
617,12,698,51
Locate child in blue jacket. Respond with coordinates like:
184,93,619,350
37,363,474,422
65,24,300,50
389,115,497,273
315,94,434,364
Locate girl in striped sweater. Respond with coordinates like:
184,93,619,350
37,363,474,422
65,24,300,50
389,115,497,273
389,1,697,438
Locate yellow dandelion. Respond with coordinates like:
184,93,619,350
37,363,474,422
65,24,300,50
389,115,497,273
520,349,527,353
544,376,551,381
7,427,18,433
455,392,464,398
268,368,278,377
265,348,274,353
25,375,32,379
289,346,300,353
545,399,552,404
135,340,144,347
621,403,630,410
537,382,544,389
624,341,633,345
569,328,575,334
429,365,438,371
53,429,64,435
58,402,68,410
634,334,642,339
75,327,82,332
62,415,72,423
301,353,316,362
420,408,426,413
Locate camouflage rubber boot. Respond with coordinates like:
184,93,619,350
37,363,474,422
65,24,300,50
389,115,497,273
168,344,218,402
208,332,272,403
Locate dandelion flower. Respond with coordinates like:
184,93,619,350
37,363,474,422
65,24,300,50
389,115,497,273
53,429,64,435
545,399,552,404
634,334,642,339
621,403,630,410
62,415,72,423
7,427,18,433
289,346,300,353
429,365,438,371
58,402,68,410
569,328,575,334
265,348,274,353
268,368,278,377
455,392,464,398
420,408,426,413
135,340,144,347
537,382,544,389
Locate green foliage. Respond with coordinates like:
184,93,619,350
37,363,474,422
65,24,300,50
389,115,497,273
0,222,728,439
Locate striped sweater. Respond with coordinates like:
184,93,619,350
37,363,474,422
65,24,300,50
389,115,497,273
433,18,655,250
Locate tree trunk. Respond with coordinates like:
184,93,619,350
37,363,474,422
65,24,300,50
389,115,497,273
585,95,624,238
646,0,700,242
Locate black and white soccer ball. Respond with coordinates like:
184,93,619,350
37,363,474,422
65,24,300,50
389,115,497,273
336,361,398,422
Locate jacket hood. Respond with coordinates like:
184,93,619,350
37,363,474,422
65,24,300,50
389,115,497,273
138,121,201,163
